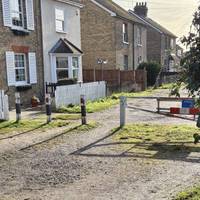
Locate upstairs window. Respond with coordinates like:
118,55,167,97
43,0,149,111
137,27,142,45
11,0,24,28
123,23,128,43
2,0,34,31
55,8,65,32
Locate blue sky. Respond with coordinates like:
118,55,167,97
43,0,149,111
113,0,198,41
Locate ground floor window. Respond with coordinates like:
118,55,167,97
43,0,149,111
55,55,80,81
124,55,128,70
72,57,79,79
56,57,69,81
15,53,26,83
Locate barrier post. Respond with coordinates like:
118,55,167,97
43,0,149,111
45,93,52,123
120,96,127,127
15,92,21,122
80,95,87,125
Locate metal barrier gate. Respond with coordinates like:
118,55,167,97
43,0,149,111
119,96,198,127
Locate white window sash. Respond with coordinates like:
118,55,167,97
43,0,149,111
15,53,27,85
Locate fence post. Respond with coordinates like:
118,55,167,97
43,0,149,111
4,95,9,121
15,92,21,122
80,95,87,125
120,96,127,127
45,93,52,123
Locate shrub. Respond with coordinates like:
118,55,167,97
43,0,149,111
138,62,161,86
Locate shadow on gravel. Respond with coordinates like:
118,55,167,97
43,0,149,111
20,125,83,151
128,106,196,121
71,129,200,163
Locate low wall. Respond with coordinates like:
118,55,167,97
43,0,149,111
55,81,106,108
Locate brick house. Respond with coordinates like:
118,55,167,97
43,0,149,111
41,0,83,86
80,0,147,72
0,0,44,107
129,3,178,72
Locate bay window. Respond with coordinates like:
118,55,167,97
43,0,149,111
56,57,69,81
55,56,80,81
72,57,79,79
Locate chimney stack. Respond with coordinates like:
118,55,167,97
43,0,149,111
134,2,148,18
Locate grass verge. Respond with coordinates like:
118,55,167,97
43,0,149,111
174,186,200,200
114,123,200,157
57,88,162,114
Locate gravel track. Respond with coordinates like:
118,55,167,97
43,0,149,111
0,89,200,200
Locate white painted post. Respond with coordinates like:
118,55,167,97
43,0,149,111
4,95,9,121
120,96,127,127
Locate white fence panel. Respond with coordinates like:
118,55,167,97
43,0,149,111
55,81,106,108
0,90,9,120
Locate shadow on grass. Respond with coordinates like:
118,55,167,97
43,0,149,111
70,128,200,163
0,122,47,141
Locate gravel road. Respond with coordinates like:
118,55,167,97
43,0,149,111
0,89,200,200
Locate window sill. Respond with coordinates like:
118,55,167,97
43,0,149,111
11,27,30,36
16,84,32,91
123,41,129,45
56,30,67,34
137,44,142,47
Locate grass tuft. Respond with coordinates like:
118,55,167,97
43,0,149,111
174,186,200,200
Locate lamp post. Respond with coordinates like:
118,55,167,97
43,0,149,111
97,59,108,81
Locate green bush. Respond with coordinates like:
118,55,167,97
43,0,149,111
138,62,161,86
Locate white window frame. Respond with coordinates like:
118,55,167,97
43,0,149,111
55,8,65,33
56,56,69,81
123,23,128,44
11,0,25,30
53,54,81,82
72,56,79,79
14,53,27,85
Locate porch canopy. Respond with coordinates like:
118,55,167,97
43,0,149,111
49,38,83,54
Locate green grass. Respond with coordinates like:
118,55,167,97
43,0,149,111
114,124,200,157
57,88,160,114
174,186,200,200
0,118,70,135
52,113,80,120
158,83,174,89
75,121,99,131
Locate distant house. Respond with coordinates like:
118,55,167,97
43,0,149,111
129,2,179,73
41,0,83,86
0,0,44,107
80,0,147,71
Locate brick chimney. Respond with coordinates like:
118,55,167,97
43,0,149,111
134,2,148,18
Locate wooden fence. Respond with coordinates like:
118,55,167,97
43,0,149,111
55,81,106,108
83,69,147,91
0,90,9,120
